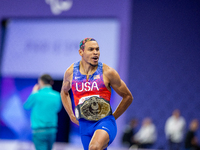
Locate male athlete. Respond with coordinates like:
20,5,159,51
61,38,133,150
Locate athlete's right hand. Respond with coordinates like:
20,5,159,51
70,116,79,126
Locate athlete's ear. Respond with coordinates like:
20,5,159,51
79,49,83,56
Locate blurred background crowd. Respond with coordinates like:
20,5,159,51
122,109,199,150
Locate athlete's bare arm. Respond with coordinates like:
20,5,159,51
103,64,133,120
61,64,79,125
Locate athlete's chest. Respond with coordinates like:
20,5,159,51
72,74,104,92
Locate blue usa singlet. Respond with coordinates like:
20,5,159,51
71,61,111,106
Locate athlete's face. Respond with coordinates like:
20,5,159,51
80,41,100,66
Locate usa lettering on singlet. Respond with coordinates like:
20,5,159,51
71,61,111,106
76,81,99,92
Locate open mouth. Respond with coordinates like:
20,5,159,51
92,56,98,61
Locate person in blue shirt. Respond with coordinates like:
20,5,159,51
24,74,62,150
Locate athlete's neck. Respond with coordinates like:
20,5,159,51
80,60,98,76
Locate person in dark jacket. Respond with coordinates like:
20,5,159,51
122,118,138,147
184,119,200,150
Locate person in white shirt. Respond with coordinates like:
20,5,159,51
134,117,157,149
165,109,186,150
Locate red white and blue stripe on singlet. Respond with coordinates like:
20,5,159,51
71,61,111,106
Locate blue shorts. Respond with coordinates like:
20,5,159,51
79,115,117,150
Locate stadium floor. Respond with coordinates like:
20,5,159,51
0,140,159,150
0,140,161,150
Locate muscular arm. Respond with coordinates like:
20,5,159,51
104,64,133,120
60,64,79,125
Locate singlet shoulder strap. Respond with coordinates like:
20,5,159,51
73,61,80,74
95,62,103,74
73,61,80,69
98,62,103,68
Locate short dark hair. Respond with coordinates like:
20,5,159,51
39,74,53,85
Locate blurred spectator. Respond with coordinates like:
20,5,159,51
24,74,62,150
122,118,138,147
134,117,157,149
165,109,186,150
184,119,200,150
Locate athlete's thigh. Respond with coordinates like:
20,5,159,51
95,115,117,145
81,134,92,150
89,129,110,149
